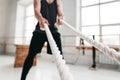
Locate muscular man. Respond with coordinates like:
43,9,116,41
20,0,63,80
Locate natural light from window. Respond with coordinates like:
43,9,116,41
20,0,120,46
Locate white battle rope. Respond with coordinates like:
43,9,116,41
44,24,74,80
61,20,120,64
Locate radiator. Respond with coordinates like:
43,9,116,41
99,52,118,65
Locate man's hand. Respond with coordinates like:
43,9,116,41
39,17,49,29
56,16,63,27
56,0,64,27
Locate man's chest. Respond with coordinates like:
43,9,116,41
46,0,54,4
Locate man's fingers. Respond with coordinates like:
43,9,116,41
45,20,50,25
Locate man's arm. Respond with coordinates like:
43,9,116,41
56,0,64,26
57,0,63,17
34,0,49,28
34,0,42,22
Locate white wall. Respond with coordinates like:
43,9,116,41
0,0,18,55
59,0,76,35
59,0,78,55
0,0,8,43
0,0,8,54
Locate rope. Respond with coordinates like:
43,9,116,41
44,24,74,80
61,20,120,64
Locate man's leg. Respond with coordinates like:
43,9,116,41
47,32,63,55
20,49,37,80
21,32,46,80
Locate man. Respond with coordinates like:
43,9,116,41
20,0,64,80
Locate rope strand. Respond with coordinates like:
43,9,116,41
44,24,74,80
61,19,120,64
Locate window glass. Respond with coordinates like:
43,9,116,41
82,26,100,43
102,26,120,45
101,1,120,24
26,4,34,16
100,0,115,3
102,36,120,45
24,30,33,38
81,0,120,46
102,26,120,35
82,26,100,35
24,4,37,44
25,17,37,30
82,6,99,26
24,30,33,44
82,0,99,6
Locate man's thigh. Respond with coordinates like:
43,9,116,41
29,31,47,54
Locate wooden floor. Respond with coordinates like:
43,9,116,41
0,54,120,80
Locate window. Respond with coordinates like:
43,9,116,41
24,4,37,44
81,0,120,45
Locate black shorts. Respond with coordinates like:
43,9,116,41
29,31,62,55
